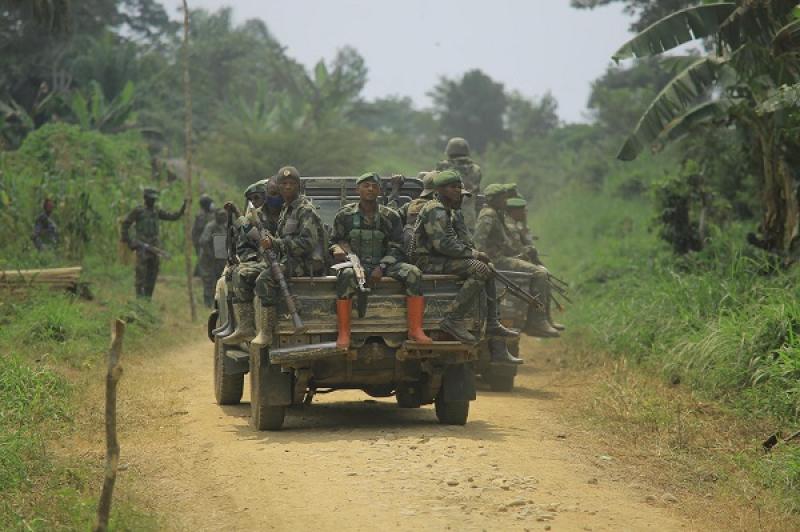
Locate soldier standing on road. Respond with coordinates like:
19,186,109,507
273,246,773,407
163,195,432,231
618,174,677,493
192,194,215,276
251,166,327,347
505,196,565,332
198,208,228,308
330,172,432,349
32,198,59,251
435,137,482,228
474,186,559,338
120,187,186,299
222,181,269,344
412,170,518,351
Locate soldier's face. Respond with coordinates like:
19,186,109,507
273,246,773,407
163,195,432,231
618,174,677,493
279,179,300,202
248,193,265,209
509,208,526,222
357,181,381,202
144,196,156,208
439,183,463,206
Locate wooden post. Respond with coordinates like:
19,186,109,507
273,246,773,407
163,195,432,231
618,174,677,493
182,0,197,321
94,319,126,532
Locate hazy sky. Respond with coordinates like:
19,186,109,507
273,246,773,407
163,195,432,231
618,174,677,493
163,0,632,123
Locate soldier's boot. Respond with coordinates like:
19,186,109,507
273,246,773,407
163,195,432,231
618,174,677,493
222,302,256,344
525,277,560,338
440,317,477,345
485,280,519,339
336,298,352,349
489,338,523,365
251,305,276,347
406,296,432,344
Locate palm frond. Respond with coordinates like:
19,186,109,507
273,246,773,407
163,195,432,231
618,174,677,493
613,3,736,62
659,100,733,144
618,57,723,161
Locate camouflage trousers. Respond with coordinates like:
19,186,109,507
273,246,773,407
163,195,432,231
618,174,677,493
135,251,160,299
493,257,548,280
232,260,267,303
335,262,423,299
201,259,226,307
419,257,492,320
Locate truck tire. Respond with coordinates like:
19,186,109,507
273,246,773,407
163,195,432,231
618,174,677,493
250,349,286,431
214,337,244,405
435,396,469,425
487,372,515,392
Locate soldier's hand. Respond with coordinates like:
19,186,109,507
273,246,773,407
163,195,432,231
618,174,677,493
390,174,404,187
332,251,347,263
472,250,491,263
261,236,272,250
369,266,383,286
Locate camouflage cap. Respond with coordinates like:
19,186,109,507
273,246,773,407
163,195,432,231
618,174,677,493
143,187,159,199
356,172,381,186
244,182,267,197
433,169,462,188
420,171,437,197
276,166,300,182
506,197,527,208
484,184,507,198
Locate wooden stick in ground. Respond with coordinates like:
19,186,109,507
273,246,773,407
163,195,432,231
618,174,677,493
94,319,126,532
182,0,197,322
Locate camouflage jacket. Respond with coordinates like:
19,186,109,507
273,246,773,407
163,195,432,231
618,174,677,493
198,220,227,267
435,157,482,191
192,209,214,251
273,195,327,274
402,197,431,228
504,217,540,263
474,207,517,259
413,199,475,263
331,202,405,267
32,212,58,250
121,205,183,247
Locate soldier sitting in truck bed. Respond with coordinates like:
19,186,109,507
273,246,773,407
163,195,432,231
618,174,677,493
330,172,433,349
412,170,519,358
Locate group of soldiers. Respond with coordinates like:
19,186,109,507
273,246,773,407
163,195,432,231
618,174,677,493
114,136,563,361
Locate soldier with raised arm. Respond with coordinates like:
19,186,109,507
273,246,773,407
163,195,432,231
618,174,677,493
330,172,432,349
120,187,186,299
412,170,519,361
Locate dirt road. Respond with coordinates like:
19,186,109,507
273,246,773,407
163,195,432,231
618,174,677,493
120,335,696,531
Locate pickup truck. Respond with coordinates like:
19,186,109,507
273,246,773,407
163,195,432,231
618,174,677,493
209,176,484,430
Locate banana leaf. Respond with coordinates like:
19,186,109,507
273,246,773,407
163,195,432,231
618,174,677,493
720,0,799,50
617,57,723,161
613,3,736,62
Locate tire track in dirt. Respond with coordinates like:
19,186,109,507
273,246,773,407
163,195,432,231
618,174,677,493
121,334,695,531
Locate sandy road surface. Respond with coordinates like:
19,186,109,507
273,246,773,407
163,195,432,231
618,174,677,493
121,336,695,531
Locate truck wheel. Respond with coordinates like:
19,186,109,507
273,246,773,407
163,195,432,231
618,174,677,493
250,349,286,431
487,373,515,392
214,337,244,405
434,396,469,425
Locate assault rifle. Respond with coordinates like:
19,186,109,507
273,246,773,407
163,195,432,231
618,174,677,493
134,241,171,260
330,250,370,317
490,265,545,311
244,203,307,334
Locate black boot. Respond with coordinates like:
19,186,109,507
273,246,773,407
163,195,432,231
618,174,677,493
441,317,477,345
489,338,523,365
485,280,519,339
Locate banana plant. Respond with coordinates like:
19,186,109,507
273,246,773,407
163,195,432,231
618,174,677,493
69,80,137,132
613,0,800,254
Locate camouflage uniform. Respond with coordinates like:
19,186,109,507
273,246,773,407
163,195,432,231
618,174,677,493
331,202,422,299
32,210,58,251
255,194,327,307
120,189,185,299
198,210,228,307
192,195,215,261
436,138,482,228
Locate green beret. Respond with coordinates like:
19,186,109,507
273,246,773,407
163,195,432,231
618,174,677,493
356,172,381,186
143,187,159,199
433,169,462,188
504,183,518,192
506,197,527,208
484,184,506,197
276,166,300,182
244,182,267,197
